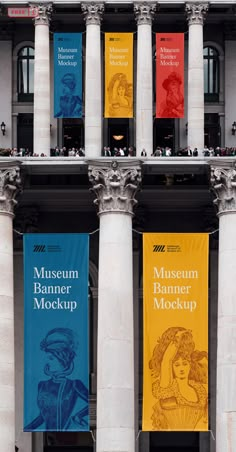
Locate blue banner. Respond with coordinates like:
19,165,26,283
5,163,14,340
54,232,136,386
54,33,82,118
23,234,89,432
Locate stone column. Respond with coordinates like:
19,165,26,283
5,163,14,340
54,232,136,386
0,162,21,452
186,3,208,154
134,2,156,157
211,161,236,452
82,2,104,158
88,160,141,452
32,3,52,156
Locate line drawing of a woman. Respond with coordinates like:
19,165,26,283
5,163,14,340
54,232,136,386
159,72,184,118
108,73,132,117
55,73,82,118
149,327,208,431
24,328,88,431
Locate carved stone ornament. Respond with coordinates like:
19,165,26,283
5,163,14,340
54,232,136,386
81,2,104,26
185,2,208,26
30,3,53,26
134,2,157,26
210,164,236,215
0,165,21,215
88,161,142,215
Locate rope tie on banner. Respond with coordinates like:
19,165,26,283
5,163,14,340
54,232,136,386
210,430,216,441
90,430,96,443
132,228,219,236
13,228,100,236
13,228,219,236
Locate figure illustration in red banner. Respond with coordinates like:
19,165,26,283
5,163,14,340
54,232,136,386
149,327,208,430
159,72,184,118
108,73,132,117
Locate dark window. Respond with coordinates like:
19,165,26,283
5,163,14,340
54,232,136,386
17,46,34,101
204,46,219,102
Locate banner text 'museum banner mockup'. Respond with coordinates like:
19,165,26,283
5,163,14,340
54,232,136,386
156,33,184,118
54,33,82,118
142,233,208,431
24,234,89,432
104,33,133,118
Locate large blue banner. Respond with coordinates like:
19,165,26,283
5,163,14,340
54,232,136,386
23,234,89,432
54,33,82,118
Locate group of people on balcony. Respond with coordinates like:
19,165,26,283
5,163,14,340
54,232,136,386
1,145,236,158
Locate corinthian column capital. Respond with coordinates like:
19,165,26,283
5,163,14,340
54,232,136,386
81,2,104,25
0,164,21,216
185,2,208,26
88,161,142,215
134,2,157,25
30,3,53,26
211,162,236,215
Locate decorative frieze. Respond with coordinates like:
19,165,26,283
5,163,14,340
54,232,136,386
88,161,142,215
0,165,21,215
211,163,236,215
31,3,53,26
81,2,104,25
185,2,208,26
134,2,157,25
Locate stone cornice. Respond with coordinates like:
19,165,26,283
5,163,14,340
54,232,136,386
88,160,142,215
0,163,21,216
211,162,236,215
30,3,53,26
81,2,104,26
134,2,157,26
185,2,208,26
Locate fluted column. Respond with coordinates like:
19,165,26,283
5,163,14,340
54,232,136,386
32,3,52,156
0,163,21,452
89,160,141,452
82,2,104,158
134,2,156,157
186,3,208,154
211,160,236,452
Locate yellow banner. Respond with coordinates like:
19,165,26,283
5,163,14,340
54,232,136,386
142,233,209,432
104,33,133,118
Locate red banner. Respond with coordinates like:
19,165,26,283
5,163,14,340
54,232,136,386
156,33,184,119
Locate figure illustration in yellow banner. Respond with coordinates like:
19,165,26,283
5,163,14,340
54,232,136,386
108,73,132,117
149,327,208,430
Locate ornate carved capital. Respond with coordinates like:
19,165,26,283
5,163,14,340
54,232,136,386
134,2,157,26
81,2,104,26
30,3,53,26
185,2,208,26
0,165,21,215
88,161,142,215
211,163,236,215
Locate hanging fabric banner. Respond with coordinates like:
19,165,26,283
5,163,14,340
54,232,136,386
54,33,82,118
156,33,184,118
142,233,208,431
24,233,89,432
104,33,133,118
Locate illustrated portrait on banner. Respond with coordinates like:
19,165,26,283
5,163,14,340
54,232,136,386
149,327,208,431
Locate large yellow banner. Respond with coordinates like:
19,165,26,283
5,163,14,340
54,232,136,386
104,33,133,118
142,233,209,431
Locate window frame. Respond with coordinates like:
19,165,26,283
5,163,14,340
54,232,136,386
204,46,219,103
17,46,34,102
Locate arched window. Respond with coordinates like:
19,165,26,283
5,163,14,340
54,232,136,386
204,46,219,102
17,46,34,101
